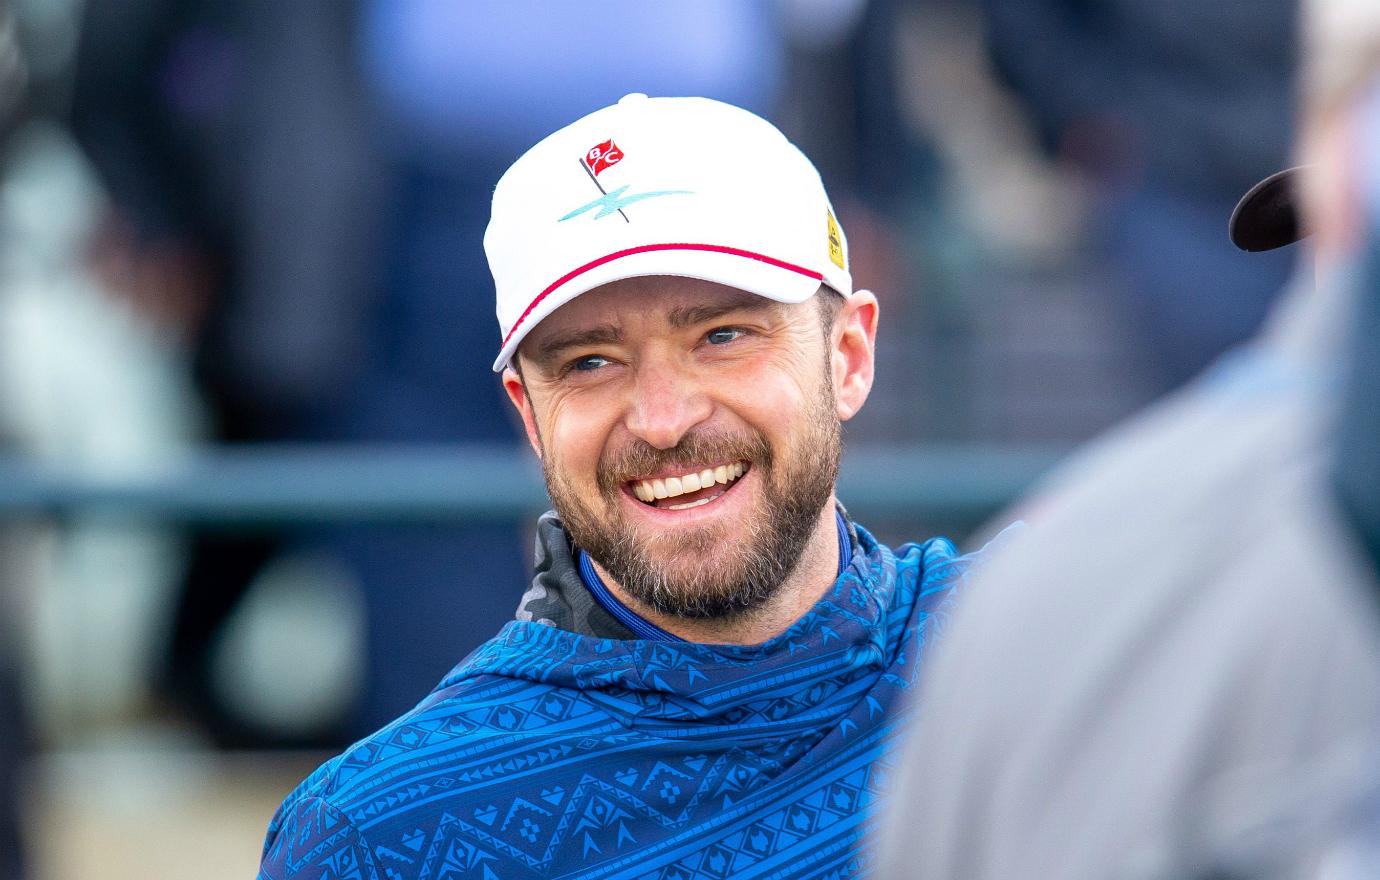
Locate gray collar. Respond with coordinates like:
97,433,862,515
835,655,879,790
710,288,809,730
514,511,637,639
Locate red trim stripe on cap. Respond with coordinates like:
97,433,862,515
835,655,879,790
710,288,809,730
500,243,823,352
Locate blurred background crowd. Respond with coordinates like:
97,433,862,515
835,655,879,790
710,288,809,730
0,0,1305,876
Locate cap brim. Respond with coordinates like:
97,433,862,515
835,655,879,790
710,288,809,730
492,246,827,371
1229,167,1307,252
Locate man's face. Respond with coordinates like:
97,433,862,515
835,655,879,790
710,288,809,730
504,277,875,619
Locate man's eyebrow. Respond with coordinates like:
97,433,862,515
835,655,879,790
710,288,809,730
666,294,780,329
531,323,624,363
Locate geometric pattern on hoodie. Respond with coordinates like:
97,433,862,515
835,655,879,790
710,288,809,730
257,520,974,879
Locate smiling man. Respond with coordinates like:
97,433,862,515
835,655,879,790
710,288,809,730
509,276,857,645
258,94,971,880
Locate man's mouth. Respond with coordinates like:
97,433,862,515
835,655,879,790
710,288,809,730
628,461,749,510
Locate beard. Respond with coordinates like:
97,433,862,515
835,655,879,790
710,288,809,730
542,383,842,620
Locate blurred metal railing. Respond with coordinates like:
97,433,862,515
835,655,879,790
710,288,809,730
0,443,1067,526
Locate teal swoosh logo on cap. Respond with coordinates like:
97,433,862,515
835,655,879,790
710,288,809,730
558,185,692,222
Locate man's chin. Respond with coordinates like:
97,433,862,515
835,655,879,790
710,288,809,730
637,516,736,551
598,533,785,619
626,573,772,621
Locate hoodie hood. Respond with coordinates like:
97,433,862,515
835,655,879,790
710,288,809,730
446,523,962,735
259,520,977,880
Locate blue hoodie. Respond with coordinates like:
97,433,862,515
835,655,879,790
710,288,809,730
258,514,971,879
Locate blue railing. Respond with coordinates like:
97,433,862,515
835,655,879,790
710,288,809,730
0,443,1065,526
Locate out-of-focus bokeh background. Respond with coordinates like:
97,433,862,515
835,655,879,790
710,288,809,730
0,0,1301,876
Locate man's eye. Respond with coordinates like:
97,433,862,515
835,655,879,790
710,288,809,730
706,328,743,345
570,355,611,372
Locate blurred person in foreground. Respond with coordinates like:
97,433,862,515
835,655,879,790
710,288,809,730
258,94,978,879
877,1,1380,877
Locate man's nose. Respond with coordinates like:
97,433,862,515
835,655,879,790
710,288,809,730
624,361,713,450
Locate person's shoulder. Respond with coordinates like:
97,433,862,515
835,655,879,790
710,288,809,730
289,659,542,801
1034,350,1322,521
910,354,1341,658
258,660,552,877
258,785,367,880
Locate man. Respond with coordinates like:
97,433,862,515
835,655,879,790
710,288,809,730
878,2,1380,878
257,94,972,879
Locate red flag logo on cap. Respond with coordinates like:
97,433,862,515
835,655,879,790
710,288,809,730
583,140,624,176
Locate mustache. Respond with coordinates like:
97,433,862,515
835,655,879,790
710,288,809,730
596,430,772,494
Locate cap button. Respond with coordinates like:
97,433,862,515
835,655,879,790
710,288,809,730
618,93,648,105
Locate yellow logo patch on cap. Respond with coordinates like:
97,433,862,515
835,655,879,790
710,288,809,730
826,209,845,269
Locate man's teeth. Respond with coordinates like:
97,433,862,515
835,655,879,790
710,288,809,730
632,461,745,503
666,497,713,511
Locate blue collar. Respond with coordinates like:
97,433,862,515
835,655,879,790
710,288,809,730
576,509,854,642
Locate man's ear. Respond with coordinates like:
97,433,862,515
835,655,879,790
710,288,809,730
832,290,878,421
502,365,543,459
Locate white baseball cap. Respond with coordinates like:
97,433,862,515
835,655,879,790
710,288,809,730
484,93,853,372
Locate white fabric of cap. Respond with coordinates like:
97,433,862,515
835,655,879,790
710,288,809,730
484,93,853,371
